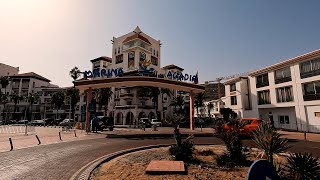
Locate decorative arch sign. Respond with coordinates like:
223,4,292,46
246,160,279,180
83,67,198,84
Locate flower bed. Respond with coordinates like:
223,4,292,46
91,145,280,180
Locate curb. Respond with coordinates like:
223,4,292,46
69,144,171,180
105,133,215,139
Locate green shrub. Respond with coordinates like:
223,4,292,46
285,152,320,180
216,130,247,167
169,139,195,162
252,122,289,165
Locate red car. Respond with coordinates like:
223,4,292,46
223,118,263,136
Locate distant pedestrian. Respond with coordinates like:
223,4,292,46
92,116,99,132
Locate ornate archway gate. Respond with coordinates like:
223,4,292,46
74,76,205,131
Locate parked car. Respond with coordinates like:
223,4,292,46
29,120,45,126
5,120,17,125
139,118,151,128
223,118,263,136
59,119,74,126
151,119,162,127
16,120,29,125
43,118,55,126
97,116,114,131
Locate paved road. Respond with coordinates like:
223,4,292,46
1,136,320,180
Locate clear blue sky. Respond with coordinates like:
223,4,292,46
1,0,320,87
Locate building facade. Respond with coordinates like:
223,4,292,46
0,70,76,121
82,26,189,125
224,49,320,132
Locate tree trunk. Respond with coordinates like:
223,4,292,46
267,153,273,165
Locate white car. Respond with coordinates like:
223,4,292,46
151,119,162,127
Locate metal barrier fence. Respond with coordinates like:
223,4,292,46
0,125,35,134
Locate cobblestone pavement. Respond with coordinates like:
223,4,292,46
1,134,320,180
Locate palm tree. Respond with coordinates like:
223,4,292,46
27,92,40,120
93,88,113,112
207,102,214,118
0,92,8,121
285,152,320,180
0,76,10,121
194,92,205,117
10,93,23,120
169,95,185,115
252,123,290,165
65,87,80,120
69,67,81,86
0,76,10,94
137,86,161,119
51,91,65,119
219,108,237,122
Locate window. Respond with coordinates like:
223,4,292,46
151,56,158,66
303,81,320,101
231,96,237,105
153,49,155,56
116,54,123,64
139,52,146,67
276,86,293,103
258,90,271,105
114,48,116,55
127,101,132,105
279,115,289,124
127,89,131,93
300,58,320,78
315,112,320,117
230,83,236,92
156,51,159,57
118,47,120,54
256,73,269,88
128,51,135,68
275,67,291,84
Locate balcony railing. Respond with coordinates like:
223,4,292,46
275,76,292,84
300,69,320,79
303,94,320,101
120,93,134,98
256,82,269,88
258,100,271,105
123,40,152,52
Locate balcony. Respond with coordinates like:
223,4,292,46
123,40,152,52
256,82,269,88
120,93,134,98
300,69,320,79
275,76,292,84
303,94,320,101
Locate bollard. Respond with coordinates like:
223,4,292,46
9,138,13,151
74,130,77,137
304,131,307,140
35,135,41,145
25,125,28,135
59,131,62,140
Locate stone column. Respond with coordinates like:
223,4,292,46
85,88,92,132
189,91,195,130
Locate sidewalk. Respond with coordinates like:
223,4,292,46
102,127,214,138
279,130,320,142
0,127,104,153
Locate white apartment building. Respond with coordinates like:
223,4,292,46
0,63,19,77
83,26,185,125
224,49,320,132
0,69,76,121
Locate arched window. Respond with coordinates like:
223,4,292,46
139,52,146,67
128,51,135,68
